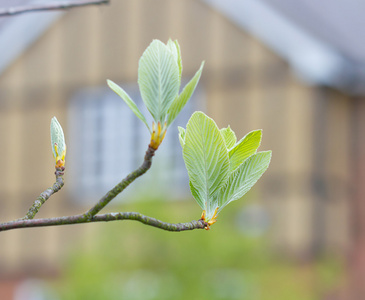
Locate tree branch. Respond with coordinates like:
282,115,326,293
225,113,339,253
0,212,207,232
0,144,163,233
84,145,156,219
0,0,109,17
0,143,208,232
23,166,65,220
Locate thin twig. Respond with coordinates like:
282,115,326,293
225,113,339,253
84,145,156,219
0,0,109,17
23,166,65,220
0,144,196,234
0,212,207,232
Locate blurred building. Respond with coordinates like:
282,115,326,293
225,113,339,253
0,0,364,297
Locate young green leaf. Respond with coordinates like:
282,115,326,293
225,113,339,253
178,126,186,148
229,130,262,172
174,40,182,81
182,111,230,216
167,61,204,126
50,117,66,166
189,181,204,210
167,39,179,62
107,79,151,132
218,151,272,212
138,40,180,123
220,126,237,150
166,39,183,86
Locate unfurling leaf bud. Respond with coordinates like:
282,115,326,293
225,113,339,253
50,117,66,168
149,121,167,150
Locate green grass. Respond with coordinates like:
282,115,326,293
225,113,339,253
52,199,344,300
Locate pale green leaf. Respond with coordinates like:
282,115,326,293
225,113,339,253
166,39,182,83
50,116,66,161
229,130,262,172
206,197,219,221
218,151,272,212
166,39,178,60
107,80,150,132
183,111,230,213
138,40,180,123
174,40,182,81
166,40,178,78
178,126,186,148
167,61,204,126
167,39,182,80
220,126,236,150
189,181,205,210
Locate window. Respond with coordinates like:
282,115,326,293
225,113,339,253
67,83,204,204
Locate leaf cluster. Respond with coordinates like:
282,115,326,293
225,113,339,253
179,112,271,224
107,40,204,134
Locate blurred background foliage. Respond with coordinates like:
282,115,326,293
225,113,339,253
52,199,343,300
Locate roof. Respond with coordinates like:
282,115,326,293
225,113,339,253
203,0,365,95
0,0,62,74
